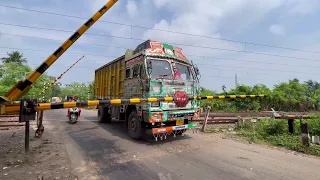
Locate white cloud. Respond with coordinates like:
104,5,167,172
143,0,287,57
269,24,286,36
141,0,320,90
90,0,107,13
126,0,138,17
1,0,320,91
154,0,170,8
286,0,320,15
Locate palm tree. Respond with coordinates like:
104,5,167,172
1,51,27,64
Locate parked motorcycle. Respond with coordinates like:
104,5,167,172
68,107,79,124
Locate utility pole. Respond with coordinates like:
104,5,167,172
87,89,90,100
235,73,238,88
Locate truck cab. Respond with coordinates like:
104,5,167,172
95,40,201,141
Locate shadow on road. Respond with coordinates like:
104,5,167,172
82,115,193,146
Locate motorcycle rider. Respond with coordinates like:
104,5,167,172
67,96,81,117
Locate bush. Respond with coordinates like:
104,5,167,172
235,120,255,131
262,120,287,136
236,119,287,137
307,116,320,136
234,118,320,156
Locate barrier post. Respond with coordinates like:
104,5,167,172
201,106,211,132
25,120,29,152
288,119,295,135
35,110,44,138
301,123,309,146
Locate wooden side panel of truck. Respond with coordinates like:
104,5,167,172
94,55,125,99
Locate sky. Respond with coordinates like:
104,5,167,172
1,0,320,92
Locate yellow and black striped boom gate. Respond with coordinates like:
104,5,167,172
0,0,119,105
40,55,85,98
15,95,266,121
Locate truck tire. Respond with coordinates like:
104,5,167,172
98,106,111,123
127,111,145,140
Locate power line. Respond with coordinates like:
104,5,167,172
206,75,261,80
2,39,320,70
201,56,320,69
0,4,319,54
1,31,130,49
0,46,118,58
1,23,320,63
198,64,317,75
0,45,319,75
4,59,317,77
1,30,320,64
32,62,317,77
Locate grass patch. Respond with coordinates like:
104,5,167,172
204,125,233,133
233,118,320,156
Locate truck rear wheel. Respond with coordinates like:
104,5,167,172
98,106,111,123
127,111,145,140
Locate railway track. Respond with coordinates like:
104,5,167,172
193,117,258,124
194,111,314,125
0,111,314,129
193,119,238,124
0,114,23,130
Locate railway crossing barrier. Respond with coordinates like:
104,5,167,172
0,0,267,149
0,0,118,104
1,94,266,151
2,94,266,114
40,55,86,97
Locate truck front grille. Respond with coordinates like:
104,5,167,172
168,112,194,121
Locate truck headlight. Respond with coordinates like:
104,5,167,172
152,83,161,93
152,113,163,120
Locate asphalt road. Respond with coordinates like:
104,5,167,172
44,109,320,180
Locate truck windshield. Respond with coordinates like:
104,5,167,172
174,63,194,81
147,59,173,79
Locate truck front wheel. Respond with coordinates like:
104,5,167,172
127,111,145,140
98,106,111,123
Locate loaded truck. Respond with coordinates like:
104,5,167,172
94,40,201,141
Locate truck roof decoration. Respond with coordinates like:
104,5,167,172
125,40,190,64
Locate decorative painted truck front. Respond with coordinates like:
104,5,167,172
144,79,201,123
138,41,202,137
95,39,201,141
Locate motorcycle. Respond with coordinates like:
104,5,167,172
68,107,79,124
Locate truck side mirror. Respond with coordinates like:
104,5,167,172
194,67,200,76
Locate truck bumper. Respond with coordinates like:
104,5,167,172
152,122,199,134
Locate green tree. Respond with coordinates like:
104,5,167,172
25,72,52,100
252,84,273,111
304,80,320,110
222,85,226,93
272,79,309,111
60,82,90,101
0,62,52,100
228,84,259,111
0,62,31,96
1,51,27,64
88,81,95,99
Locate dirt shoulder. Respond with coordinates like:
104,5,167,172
0,120,78,180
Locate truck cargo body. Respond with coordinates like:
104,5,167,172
94,40,201,140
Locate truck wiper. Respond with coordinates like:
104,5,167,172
156,74,171,79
